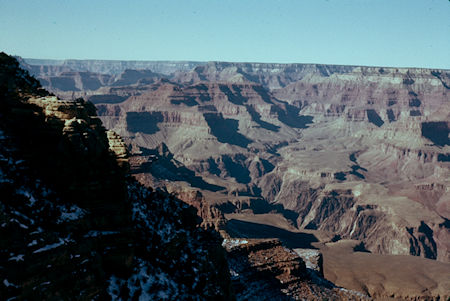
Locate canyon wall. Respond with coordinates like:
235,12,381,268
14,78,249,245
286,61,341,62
23,58,450,264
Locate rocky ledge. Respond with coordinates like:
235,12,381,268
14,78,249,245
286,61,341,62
226,239,367,300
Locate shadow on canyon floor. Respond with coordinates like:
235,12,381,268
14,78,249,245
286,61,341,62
217,197,300,228
132,146,226,192
88,94,128,104
203,113,253,148
226,219,319,249
245,104,280,132
126,111,164,135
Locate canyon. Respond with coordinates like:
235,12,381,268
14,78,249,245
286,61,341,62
19,57,450,299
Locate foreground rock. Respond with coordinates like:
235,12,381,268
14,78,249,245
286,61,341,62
0,53,234,300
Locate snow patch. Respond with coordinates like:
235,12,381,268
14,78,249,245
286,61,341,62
3,279,18,288
108,259,181,300
156,219,175,243
107,275,126,299
229,269,240,279
9,254,24,262
84,231,119,238
339,287,368,298
222,239,248,248
293,248,321,271
57,204,86,223
16,188,38,206
27,240,38,247
10,218,28,229
12,210,34,225
33,237,72,253
30,227,43,234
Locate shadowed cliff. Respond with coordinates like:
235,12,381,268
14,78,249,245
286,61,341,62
0,52,234,300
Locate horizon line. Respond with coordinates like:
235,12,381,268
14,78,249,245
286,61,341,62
21,56,450,71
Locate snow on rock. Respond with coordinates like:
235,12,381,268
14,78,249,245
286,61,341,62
15,188,38,206
107,275,125,299
222,238,248,249
57,204,86,223
103,181,231,300
12,210,34,224
83,231,119,238
32,237,72,254
108,259,182,300
8,254,25,262
30,228,44,235
27,240,38,247
9,218,28,229
3,279,18,288
293,248,323,273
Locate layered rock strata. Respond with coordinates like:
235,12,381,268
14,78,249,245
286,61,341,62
22,57,450,297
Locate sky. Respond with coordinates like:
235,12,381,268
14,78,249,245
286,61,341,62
0,0,449,69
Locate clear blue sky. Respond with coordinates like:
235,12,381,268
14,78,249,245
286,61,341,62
1,0,449,69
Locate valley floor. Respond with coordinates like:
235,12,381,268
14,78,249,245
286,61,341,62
225,212,450,300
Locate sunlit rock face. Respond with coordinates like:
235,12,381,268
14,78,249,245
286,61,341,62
24,58,450,264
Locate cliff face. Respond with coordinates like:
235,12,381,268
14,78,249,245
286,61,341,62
0,53,234,300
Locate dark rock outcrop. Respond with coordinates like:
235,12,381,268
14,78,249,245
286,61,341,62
0,52,234,300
